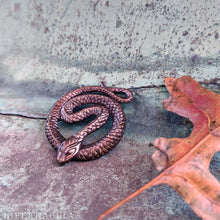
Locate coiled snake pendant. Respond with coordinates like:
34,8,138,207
45,84,133,164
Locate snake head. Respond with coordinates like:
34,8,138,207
57,136,82,164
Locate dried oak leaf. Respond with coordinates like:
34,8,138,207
98,76,220,220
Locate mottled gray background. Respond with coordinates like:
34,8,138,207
0,0,219,219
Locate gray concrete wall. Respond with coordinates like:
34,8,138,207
0,0,219,219
1,0,219,90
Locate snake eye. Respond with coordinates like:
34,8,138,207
67,146,77,155
65,145,76,154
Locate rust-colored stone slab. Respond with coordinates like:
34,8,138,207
0,98,200,220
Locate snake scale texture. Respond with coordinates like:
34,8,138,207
45,85,133,164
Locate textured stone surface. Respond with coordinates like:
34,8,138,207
0,92,199,220
0,0,220,219
0,0,220,89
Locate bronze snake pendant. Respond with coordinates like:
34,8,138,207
45,84,133,164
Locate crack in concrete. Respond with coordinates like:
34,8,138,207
0,82,219,120
0,112,46,120
129,84,165,90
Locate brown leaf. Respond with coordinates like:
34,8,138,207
98,76,220,220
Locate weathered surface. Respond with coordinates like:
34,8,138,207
0,0,219,90
0,0,220,219
0,88,200,219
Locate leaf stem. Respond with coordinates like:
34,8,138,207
97,174,162,220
